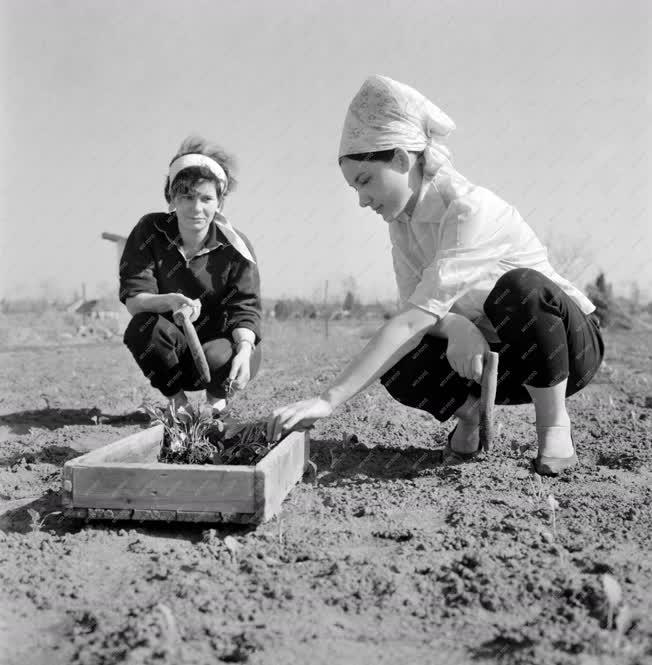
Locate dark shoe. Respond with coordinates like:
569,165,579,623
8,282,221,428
533,426,579,475
443,425,480,463
534,453,579,475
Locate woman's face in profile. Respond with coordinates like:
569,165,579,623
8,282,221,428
339,151,417,223
172,179,219,235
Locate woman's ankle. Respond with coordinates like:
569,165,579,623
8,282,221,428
536,424,574,458
454,395,480,424
535,412,571,429
525,381,570,428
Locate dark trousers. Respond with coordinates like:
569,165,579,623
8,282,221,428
381,268,605,422
123,313,262,398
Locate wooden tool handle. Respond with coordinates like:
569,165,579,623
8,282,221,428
173,305,211,384
479,351,499,452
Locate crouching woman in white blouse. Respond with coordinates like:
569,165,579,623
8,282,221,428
266,75,604,476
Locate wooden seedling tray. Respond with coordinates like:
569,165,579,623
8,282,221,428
61,425,310,525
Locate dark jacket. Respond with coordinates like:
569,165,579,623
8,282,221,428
119,213,262,343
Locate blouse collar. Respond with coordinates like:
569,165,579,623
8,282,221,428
394,163,474,225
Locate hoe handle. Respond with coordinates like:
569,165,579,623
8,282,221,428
479,351,499,451
173,304,211,385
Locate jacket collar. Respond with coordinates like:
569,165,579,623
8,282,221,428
153,213,226,251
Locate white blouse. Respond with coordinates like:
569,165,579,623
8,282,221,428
391,165,596,343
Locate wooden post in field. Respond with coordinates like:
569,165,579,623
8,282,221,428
102,232,128,266
323,280,329,339
82,283,88,323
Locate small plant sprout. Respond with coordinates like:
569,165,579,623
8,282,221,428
602,573,623,630
526,477,536,506
27,508,61,533
225,378,237,400
155,603,181,659
547,494,560,537
277,511,285,553
328,450,338,470
27,508,42,533
527,473,547,506
223,535,241,564
615,604,633,647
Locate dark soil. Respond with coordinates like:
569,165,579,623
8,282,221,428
1,320,651,665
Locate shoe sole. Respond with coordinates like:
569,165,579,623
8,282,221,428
534,453,579,475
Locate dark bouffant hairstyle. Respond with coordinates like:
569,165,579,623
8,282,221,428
338,149,396,166
164,135,238,205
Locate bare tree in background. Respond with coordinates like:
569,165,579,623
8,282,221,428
544,231,595,285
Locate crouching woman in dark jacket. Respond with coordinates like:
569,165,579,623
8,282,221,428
119,135,262,415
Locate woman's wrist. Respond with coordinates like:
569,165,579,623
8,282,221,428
161,294,176,312
233,339,254,355
127,293,173,315
319,387,344,411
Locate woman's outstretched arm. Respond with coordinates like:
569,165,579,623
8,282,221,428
267,306,439,441
266,308,490,441
323,307,440,407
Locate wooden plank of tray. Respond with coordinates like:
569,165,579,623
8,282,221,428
68,424,164,465
255,430,310,521
64,507,262,525
70,463,255,513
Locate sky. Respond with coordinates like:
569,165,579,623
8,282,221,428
1,0,650,304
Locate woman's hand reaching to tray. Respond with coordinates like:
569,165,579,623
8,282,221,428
266,396,333,442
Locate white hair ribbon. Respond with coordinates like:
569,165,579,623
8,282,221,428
168,154,228,192
167,155,255,263
213,211,256,264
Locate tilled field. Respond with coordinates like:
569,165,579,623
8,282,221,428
1,320,651,665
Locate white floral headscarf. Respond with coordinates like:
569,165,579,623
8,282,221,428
338,75,457,180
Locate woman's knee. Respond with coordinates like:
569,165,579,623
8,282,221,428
202,338,234,370
484,268,547,320
123,312,161,349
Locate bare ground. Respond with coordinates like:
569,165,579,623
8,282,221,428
1,319,651,665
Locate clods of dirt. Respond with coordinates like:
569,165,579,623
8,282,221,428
1,324,652,665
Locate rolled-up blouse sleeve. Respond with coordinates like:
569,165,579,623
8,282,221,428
119,217,159,304
407,190,512,318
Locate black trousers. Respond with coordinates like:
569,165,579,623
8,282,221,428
123,313,261,398
381,268,605,422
